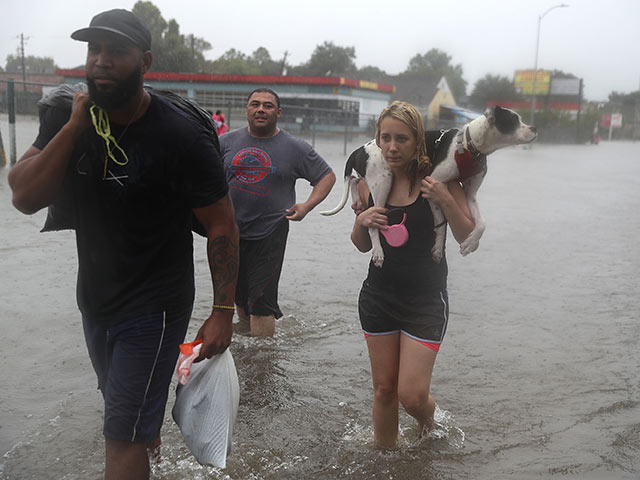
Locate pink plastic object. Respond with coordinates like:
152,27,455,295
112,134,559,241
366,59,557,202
381,213,408,247
176,340,203,385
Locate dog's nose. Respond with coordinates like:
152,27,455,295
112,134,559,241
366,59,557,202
530,126,537,134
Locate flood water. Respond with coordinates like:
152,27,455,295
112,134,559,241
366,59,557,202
1,118,639,479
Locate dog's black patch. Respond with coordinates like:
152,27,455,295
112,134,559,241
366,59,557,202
493,106,520,135
345,145,369,178
425,129,457,171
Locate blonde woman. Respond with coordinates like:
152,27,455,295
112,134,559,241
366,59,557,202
351,101,474,448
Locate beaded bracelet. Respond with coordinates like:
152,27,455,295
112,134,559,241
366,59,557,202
212,304,235,311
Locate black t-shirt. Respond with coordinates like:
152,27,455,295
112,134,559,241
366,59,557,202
34,95,228,325
365,195,448,295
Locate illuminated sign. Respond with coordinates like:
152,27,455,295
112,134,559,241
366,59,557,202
514,70,551,95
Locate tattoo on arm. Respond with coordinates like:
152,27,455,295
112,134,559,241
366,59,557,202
208,235,238,303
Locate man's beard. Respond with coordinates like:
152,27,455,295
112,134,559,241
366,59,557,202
87,64,142,110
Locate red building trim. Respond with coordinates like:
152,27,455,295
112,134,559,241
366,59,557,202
56,69,396,93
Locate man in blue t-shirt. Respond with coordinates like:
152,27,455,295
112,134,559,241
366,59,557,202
220,88,335,336
8,9,238,479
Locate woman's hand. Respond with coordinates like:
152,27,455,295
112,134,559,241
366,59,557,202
356,206,389,230
422,177,475,245
420,176,452,206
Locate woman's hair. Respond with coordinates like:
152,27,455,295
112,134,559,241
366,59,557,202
375,101,431,184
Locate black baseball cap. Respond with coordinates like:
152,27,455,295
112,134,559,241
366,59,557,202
71,9,151,51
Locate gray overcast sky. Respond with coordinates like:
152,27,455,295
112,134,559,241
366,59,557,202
1,0,638,102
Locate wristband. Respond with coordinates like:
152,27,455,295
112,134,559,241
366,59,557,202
212,304,235,311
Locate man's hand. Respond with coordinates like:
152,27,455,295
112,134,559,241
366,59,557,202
194,311,233,362
192,195,239,362
285,203,310,221
286,171,336,221
69,91,92,132
8,91,92,215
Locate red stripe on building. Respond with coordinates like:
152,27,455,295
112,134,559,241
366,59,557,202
56,69,396,93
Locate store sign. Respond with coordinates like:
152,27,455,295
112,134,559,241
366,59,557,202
550,78,581,96
611,113,623,127
514,70,551,95
601,113,623,128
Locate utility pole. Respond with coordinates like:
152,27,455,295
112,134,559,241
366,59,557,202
280,50,288,76
529,4,569,125
20,33,27,91
636,76,640,142
576,78,583,144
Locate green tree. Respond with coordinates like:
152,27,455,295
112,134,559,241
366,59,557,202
248,47,283,76
355,65,389,81
608,89,640,131
405,49,450,74
205,49,258,75
608,90,640,105
4,54,57,74
551,69,578,79
292,41,357,76
132,1,211,72
203,47,285,75
403,48,467,101
468,74,522,109
132,1,166,40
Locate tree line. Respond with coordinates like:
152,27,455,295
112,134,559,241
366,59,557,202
129,2,474,102
2,0,636,110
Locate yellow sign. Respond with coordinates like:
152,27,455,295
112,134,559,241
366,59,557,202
359,80,378,90
514,70,551,95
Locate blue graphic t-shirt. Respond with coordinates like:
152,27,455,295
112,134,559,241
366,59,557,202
220,127,332,240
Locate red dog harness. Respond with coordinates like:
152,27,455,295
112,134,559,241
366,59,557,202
454,128,486,181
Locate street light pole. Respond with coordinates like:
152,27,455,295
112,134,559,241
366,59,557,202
529,3,569,125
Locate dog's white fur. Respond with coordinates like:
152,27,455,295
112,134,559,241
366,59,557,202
321,107,537,267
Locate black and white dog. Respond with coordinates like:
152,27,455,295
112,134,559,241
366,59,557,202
320,106,537,266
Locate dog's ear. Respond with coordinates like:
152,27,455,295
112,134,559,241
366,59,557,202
483,106,496,125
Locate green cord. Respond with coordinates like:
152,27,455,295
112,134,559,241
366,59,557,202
89,104,129,168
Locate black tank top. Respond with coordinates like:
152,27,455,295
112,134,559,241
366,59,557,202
365,195,448,294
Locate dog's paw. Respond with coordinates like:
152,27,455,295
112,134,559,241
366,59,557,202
372,248,385,268
460,237,480,256
431,244,443,264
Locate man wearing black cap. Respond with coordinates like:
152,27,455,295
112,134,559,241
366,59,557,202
8,9,238,480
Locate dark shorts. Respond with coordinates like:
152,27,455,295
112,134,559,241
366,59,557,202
82,308,191,443
358,280,449,352
236,218,289,318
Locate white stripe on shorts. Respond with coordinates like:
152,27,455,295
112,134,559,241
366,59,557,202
131,311,166,442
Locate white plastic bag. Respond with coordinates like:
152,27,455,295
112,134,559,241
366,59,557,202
172,341,239,468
